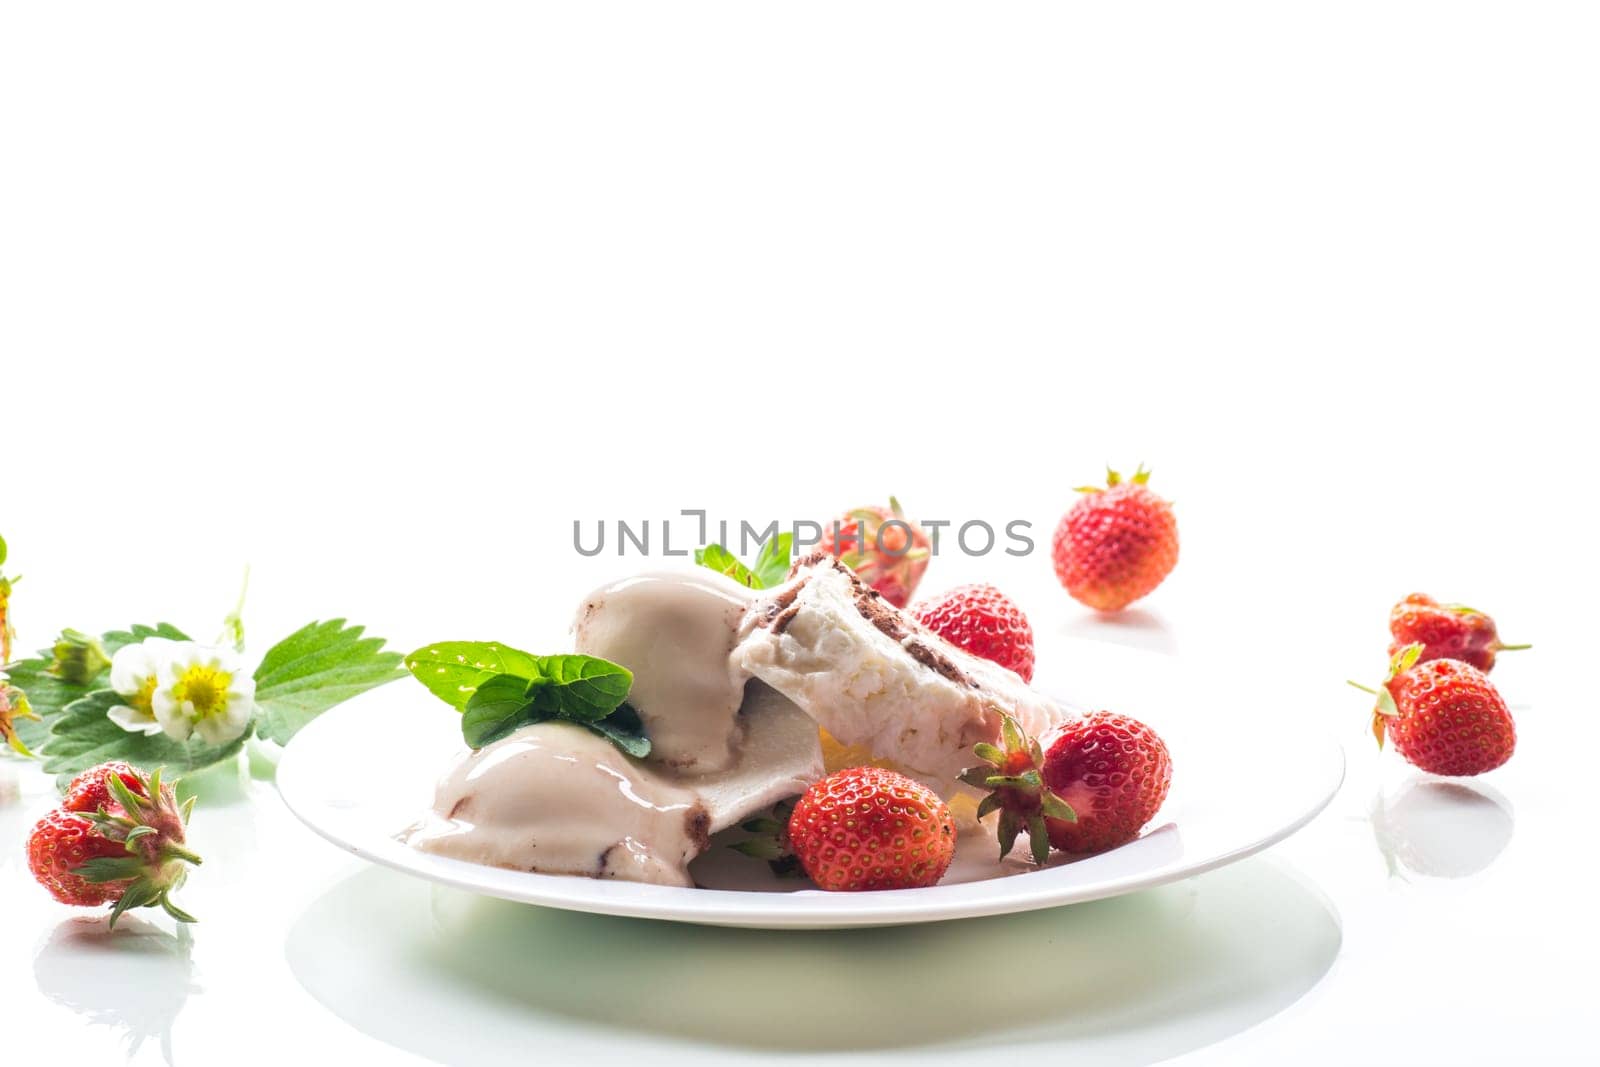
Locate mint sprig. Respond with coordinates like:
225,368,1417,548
402,641,542,711
693,544,759,588
405,641,645,756
694,532,794,590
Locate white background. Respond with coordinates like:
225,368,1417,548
0,3,1591,1064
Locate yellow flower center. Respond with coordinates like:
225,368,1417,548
172,665,233,719
129,675,159,715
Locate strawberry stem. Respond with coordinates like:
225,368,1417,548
1346,680,1379,695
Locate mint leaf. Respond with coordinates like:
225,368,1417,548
751,532,795,589
693,544,759,588
41,689,248,784
531,655,633,722
461,674,537,748
3,623,191,755
585,704,651,758
403,641,543,711
406,643,642,755
696,535,793,591
253,619,405,745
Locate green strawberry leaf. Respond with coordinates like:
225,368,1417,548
461,674,538,748
41,689,248,785
253,619,405,745
101,622,191,657
402,640,543,711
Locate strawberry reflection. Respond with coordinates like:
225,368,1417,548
33,917,197,1064
1370,776,1514,880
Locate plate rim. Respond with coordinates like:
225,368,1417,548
277,680,1346,929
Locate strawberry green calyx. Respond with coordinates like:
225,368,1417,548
77,766,202,927
1348,643,1424,749
836,499,931,569
958,712,1076,866
1075,463,1153,494
728,799,803,877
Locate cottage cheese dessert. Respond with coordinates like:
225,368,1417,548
738,553,1073,787
407,558,1076,886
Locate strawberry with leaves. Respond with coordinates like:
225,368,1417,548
818,498,931,608
1387,594,1528,673
1052,465,1178,613
962,710,1173,861
1351,643,1516,776
28,762,202,926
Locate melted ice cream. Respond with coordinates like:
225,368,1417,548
408,720,707,886
574,570,755,772
408,565,824,887
685,681,822,832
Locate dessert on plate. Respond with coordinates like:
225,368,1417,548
402,551,1171,891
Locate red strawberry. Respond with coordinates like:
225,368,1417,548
1388,593,1528,673
1051,466,1178,613
786,766,956,890
817,498,930,608
911,583,1036,682
27,764,201,926
1040,712,1173,854
1352,644,1516,776
62,760,148,815
961,710,1172,861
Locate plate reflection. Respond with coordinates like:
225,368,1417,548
287,856,1340,1064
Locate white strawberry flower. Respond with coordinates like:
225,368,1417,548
150,643,257,746
107,637,180,735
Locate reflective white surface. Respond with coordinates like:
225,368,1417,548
3,607,1579,1065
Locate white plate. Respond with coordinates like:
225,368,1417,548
278,641,1343,928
